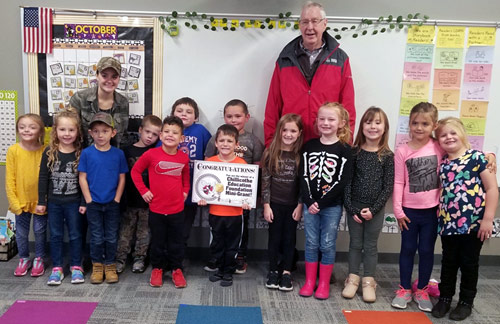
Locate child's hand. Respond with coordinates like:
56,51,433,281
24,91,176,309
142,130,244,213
360,208,373,221
292,204,303,221
352,215,363,223
79,206,86,214
35,205,46,214
478,221,493,241
142,191,154,203
263,204,273,223
198,199,207,206
397,216,411,231
183,192,188,201
242,203,251,210
485,153,497,174
308,202,320,215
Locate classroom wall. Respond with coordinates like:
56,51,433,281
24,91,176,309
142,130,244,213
2,0,500,256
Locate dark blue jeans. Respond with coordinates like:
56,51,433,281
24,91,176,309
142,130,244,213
399,206,438,289
48,202,82,267
304,204,342,265
15,212,47,259
86,201,120,264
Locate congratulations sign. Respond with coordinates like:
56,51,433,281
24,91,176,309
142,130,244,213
64,24,118,40
192,160,259,208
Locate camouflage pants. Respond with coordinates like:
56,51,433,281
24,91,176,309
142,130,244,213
116,207,150,261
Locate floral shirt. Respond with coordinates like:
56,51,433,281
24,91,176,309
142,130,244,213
438,149,487,236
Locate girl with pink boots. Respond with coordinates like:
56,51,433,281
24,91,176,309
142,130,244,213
299,103,353,300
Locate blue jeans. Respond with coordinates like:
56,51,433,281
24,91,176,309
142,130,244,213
399,206,438,289
48,202,82,267
304,204,342,265
86,201,121,264
15,212,47,259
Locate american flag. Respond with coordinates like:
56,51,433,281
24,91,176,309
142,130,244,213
23,7,53,53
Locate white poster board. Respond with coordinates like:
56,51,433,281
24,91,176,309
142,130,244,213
192,160,259,208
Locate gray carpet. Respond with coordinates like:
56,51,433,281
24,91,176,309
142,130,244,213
0,258,499,323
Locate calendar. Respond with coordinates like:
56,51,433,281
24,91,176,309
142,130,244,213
46,39,146,116
0,90,17,164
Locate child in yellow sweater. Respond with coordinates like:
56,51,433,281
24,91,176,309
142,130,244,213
6,114,47,277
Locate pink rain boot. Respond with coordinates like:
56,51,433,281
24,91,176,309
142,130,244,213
314,263,334,300
299,262,318,297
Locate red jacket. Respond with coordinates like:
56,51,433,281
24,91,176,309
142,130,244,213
264,32,355,146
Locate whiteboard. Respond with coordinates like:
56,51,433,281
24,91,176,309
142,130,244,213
163,25,500,180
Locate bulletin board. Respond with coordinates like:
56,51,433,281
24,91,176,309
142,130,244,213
25,14,164,129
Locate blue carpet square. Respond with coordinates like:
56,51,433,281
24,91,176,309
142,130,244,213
176,304,263,324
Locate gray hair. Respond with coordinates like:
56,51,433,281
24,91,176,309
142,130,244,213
301,1,326,19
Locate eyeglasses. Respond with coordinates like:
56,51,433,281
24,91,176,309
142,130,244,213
299,18,325,26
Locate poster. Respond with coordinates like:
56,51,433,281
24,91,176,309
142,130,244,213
0,90,18,164
192,160,259,208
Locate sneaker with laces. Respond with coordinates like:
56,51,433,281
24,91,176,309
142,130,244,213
203,259,218,272
235,256,247,274
172,269,187,288
265,271,279,289
413,286,433,312
14,258,32,277
150,268,163,287
132,257,146,273
391,286,413,309
31,257,45,277
412,278,440,298
279,273,293,292
71,266,85,284
220,274,233,287
47,267,64,286
115,259,126,274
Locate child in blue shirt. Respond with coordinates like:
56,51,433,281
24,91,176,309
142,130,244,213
78,112,128,284
171,97,211,247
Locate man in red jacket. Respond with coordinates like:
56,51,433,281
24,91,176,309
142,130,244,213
264,1,355,146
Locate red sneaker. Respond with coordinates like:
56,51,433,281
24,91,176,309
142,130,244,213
172,268,187,288
150,268,163,287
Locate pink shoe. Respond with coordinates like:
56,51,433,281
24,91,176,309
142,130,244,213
31,257,45,277
428,279,440,298
314,264,333,300
299,262,318,297
14,258,32,276
412,279,440,298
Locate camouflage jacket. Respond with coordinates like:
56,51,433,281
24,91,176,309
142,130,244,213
69,87,129,148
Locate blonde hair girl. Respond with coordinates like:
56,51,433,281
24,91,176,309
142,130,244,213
6,113,47,277
36,108,86,285
299,102,353,300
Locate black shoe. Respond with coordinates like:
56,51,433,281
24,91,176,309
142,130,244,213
265,271,279,289
204,259,218,272
220,274,233,287
209,272,223,282
432,297,452,318
449,300,472,321
279,273,293,292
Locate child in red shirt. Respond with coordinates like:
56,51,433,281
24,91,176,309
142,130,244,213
131,116,190,288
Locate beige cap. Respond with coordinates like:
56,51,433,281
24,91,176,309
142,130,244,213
89,112,115,129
